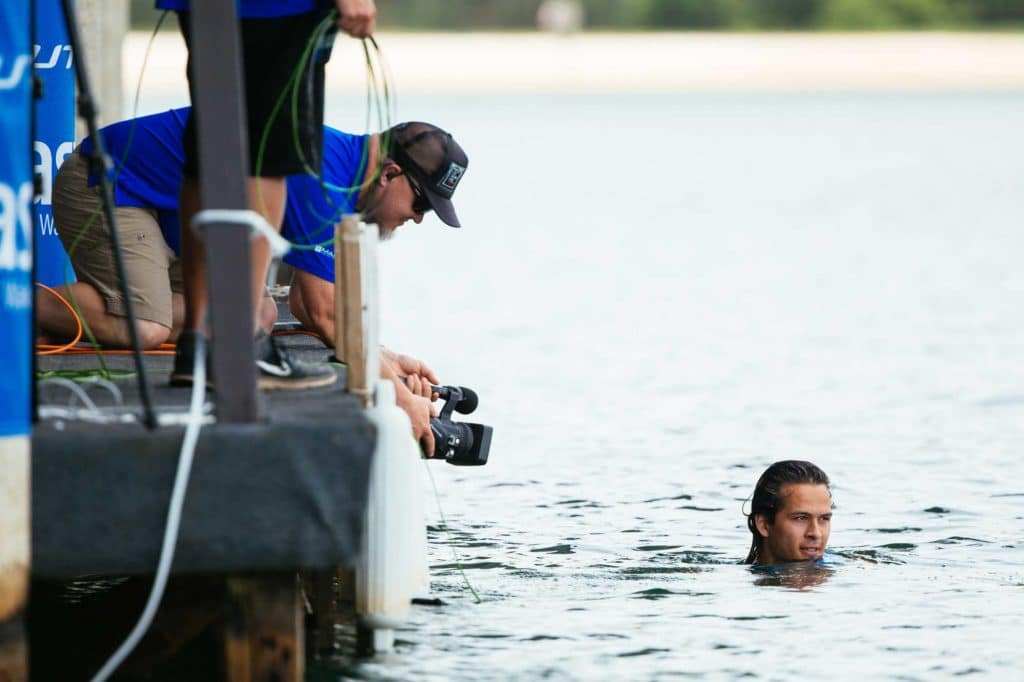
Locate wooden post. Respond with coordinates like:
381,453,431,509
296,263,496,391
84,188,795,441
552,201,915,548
189,0,260,423
303,569,338,656
72,0,127,137
225,574,303,682
322,216,382,654
335,215,368,404
0,437,30,682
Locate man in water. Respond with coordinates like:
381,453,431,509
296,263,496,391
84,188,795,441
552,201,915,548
743,460,833,564
37,107,469,454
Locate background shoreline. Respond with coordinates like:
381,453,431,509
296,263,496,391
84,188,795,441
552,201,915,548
125,31,1024,97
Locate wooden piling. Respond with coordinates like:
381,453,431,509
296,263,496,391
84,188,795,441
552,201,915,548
225,574,303,682
0,436,30,682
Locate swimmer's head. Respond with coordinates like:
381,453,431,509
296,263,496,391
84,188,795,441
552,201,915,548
744,460,833,565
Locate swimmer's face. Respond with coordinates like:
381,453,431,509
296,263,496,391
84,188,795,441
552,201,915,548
755,483,832,564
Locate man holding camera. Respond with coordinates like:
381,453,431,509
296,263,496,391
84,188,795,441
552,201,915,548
37,107,470,455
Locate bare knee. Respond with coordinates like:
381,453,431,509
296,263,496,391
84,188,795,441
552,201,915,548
134,319,172,349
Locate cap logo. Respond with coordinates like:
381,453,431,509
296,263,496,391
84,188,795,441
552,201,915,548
438,162,465,193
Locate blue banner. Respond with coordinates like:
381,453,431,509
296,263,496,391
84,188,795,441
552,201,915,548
0,0,33,437
33,0,76,287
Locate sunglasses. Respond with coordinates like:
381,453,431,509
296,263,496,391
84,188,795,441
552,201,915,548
402,172,432,215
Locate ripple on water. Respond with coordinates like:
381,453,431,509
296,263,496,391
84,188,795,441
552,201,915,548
667,550,730,564
616,647,671,658
617,565,709,577
553,499,609,509
835,548,905,564
932,536,992,545
531,543,575,554
631,588,713,600
642,493,693,503
874,527,923,533
431,561,508,570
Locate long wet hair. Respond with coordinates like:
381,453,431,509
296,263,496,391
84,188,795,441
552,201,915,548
743,460,831,564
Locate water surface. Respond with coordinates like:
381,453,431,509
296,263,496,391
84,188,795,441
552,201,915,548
146,91,1024,679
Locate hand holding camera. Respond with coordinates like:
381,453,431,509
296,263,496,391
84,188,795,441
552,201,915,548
428,385,493,466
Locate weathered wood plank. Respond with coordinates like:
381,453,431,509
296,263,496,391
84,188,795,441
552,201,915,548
226,573,303,682
0,437,30,682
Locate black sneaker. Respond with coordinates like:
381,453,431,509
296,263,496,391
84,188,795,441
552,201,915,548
170,329,213,388
255,331,337,391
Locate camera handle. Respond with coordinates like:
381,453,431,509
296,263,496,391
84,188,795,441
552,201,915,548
436,385,464,421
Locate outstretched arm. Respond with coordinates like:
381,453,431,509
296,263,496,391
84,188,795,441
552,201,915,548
289,269,436,454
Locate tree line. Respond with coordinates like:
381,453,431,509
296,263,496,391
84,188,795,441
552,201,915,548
131,0,1024,31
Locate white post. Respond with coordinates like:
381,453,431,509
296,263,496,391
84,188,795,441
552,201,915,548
73,0,128,133
0,436,30,678
337,216,426,654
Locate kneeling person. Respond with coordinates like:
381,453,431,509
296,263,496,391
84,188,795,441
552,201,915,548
37,107,469,454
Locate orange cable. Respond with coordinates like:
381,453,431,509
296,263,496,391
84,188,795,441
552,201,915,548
35,284,178,356
272,328,324,342
35,283,83,355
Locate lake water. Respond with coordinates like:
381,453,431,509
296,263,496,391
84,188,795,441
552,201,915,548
149,91,1024,679
359,92,1024,680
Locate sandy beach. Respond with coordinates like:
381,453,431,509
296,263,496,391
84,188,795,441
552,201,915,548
124,31,1024,96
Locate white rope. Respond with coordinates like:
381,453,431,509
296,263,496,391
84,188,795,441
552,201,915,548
91,334,209,681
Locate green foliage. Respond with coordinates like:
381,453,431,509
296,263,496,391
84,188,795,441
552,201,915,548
747,0,825,28
129,0,1024,31
820,0,963,28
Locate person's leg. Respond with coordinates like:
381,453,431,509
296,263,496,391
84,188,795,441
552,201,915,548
45,151,176,349
242,12,335,389
258,293,278,333
177,176,204,332
35,282,170,349
249,176,285,334
178,172,284,337
173,10,336,389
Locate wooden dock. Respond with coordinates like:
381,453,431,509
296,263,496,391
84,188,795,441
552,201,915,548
29,329,376,680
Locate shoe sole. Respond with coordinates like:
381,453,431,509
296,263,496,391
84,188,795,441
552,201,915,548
258,370,338,391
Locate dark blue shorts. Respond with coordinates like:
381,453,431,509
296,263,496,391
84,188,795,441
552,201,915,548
176,9,334,178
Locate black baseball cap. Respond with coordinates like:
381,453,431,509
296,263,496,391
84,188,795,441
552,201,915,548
387,122,468,228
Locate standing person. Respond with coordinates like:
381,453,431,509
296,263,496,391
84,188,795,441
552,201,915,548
37,108,470,455
155,0,377,390
743,460,834,565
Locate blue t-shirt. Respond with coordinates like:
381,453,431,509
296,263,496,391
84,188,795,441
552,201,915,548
155,1,321,18
83,107,365,283
281,127,367,282
81,108,188,254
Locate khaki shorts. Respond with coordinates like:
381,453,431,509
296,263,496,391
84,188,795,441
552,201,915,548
53,150,183,328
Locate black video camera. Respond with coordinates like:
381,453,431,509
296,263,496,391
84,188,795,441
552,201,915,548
429,385,493,466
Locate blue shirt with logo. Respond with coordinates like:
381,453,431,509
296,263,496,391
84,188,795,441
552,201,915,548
81,107,365,283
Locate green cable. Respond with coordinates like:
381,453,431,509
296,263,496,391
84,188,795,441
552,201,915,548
37,368,140,382
50,11,170,378
423,460,483,604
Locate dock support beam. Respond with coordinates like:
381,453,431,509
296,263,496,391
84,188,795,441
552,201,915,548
225,574,303,682
189,0,260,422
0,437,30,682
